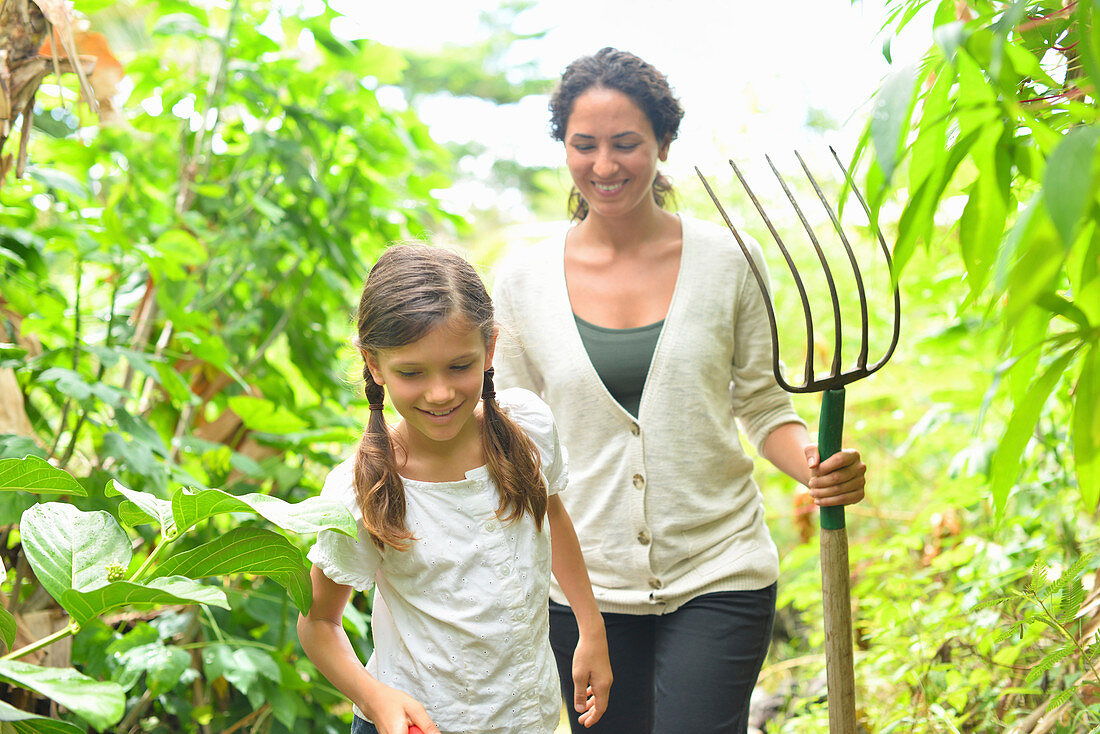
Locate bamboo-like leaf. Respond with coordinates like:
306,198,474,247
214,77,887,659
20,504,131,613
0,698,85,733
60,576,230,626
105,480,175,533
991,349,1079,516
958,126,1010,299
1073,344,1100,510
1043,126,1100,247
171,486,356,537
870,63,919,183
0,660,124,731
152,526,311,612
0,607,14,651
0,457,86,496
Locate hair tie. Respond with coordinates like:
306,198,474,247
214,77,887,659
368,402,385,412
482,367,496,402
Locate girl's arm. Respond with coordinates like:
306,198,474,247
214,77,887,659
546,495,612,728
760,421,866,506
297,566,440,734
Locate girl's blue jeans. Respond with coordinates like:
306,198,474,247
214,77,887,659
351,716,377,734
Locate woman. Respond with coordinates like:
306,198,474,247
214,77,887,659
492,48,867,734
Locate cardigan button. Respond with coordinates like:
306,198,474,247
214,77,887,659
632,474,645,490
648,577,663,589
630,423,640,436
637,530,651,545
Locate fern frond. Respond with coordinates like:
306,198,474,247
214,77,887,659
1059,576,1087,621
1025,644,1075,685
1030,556,1049,594
1047,688,1075,711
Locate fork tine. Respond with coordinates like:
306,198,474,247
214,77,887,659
766,154,844,381
730,159,816,387
828,147,902,373
798,151,870,371
694,167,792,393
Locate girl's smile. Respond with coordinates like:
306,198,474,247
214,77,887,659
365,315,494,457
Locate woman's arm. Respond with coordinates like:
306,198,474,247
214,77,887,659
297,566,439,734
546,495,612,728
760,421,867,506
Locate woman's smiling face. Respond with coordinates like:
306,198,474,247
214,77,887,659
563,86,669,222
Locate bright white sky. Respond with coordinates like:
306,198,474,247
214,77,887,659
335,0,925,214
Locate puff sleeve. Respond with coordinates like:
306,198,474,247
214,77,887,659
497,387,569,496
306,458,382,592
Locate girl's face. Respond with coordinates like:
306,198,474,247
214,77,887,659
365,315,494,452
563,86,669,222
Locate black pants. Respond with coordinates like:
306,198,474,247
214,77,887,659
550,585,777,734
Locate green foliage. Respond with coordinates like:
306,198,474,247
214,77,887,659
859,0,1100,513
397,1,552,104
1,0,460,730
0,456,354,731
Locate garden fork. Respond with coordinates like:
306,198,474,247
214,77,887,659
696,148,901,734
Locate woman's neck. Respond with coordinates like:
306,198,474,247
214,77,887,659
573,204,679,255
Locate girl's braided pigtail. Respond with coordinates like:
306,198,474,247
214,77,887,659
480,368,547,530
353,370,414,550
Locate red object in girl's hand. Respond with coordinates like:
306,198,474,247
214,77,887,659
407,728,423,734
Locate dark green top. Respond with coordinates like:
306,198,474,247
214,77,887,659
573,314,664,418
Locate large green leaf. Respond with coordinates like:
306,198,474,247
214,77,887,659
152,526,311,612
0,660,124,731
106,480,175,534
0,457,86,496
1043,125,1100,247
171,486,356,537
0,699,85,733
113,640,192,695
20,504,131,612
202,644,281,697
227,395,309,434
60,576,230,626
1073,344,1100,510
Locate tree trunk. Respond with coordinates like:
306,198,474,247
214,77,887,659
0,0,51,187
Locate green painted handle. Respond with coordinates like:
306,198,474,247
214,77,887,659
818,388,846,530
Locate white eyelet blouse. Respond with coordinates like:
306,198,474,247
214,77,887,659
307,388,568,734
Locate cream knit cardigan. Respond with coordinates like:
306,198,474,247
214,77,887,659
492,214,805,615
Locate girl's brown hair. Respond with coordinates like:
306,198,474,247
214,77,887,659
549,47,684,221
354,244,547,550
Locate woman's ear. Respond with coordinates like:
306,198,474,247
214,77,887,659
363,350,385,385
658,136,671,162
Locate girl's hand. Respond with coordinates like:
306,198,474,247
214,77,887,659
571,632,612,727
805,446,866,507
362,682,439,734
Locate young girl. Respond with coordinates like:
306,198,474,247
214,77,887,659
298,245,612,734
